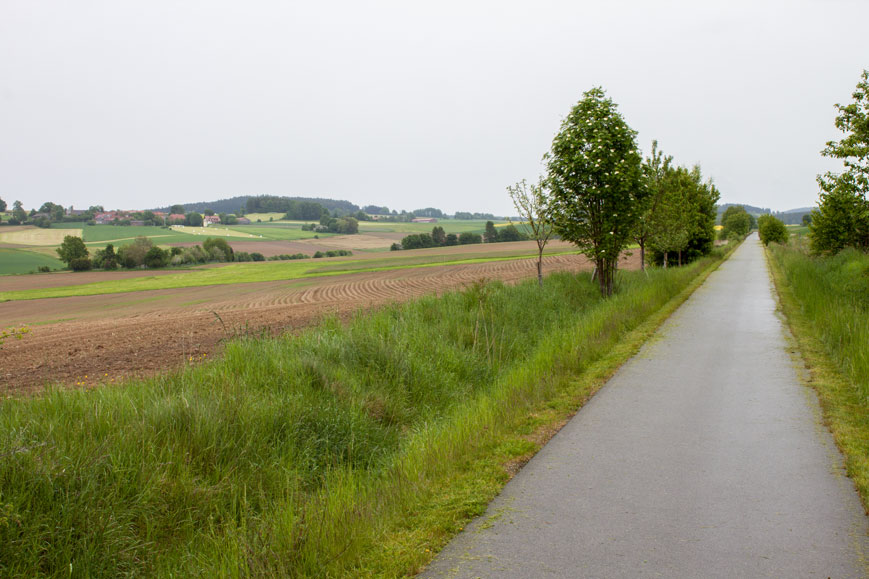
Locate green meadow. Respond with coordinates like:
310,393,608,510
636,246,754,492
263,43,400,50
0,248,64,275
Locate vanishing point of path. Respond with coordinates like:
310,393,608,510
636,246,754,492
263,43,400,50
422,235,869,578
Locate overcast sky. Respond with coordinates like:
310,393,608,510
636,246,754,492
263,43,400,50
1,1,867,216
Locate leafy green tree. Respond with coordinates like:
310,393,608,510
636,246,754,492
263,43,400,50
144,247,169,268
56,236,88,262
545,87,646,296
508,178,553,286
636,140,672,271
0,197,7,212
648,165,719,266
401,233,435,250
11,200,27,224
484,221,500,243
117,237,154,268
444,233,458,246
648,166,693,268
811,69,869,253
335,217,358,234
458,232,482,245
203,237,234,261
93,244,118,270
185,212,204,227
758,214,788,245
69,257,92,271
720,205,751,240
170,204,185,215
498,224,524,242
802,213,812,226
203,208,215,216
56,235,89,268
431,226,446,246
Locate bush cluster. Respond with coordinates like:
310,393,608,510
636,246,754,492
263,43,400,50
301,216,359,235
758,215,788,246
57,234,351,272
313,250,352,258
396,222,527,251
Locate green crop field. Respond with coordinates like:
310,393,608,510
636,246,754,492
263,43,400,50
224,223,334,241
50,224,202,246
0,248,64,275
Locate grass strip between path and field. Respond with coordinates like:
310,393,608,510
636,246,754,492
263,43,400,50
0,244,734,577
766,242,869,513
0,251,582,302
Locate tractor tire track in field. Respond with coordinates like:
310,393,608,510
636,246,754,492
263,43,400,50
1,253,637,394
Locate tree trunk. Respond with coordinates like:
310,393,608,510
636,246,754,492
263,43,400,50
639,241,645,272
678,249,682,267
663,252,668,269
537,248,543,287
596,258,607,296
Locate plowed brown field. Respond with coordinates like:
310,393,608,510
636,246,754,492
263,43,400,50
1,250,639,394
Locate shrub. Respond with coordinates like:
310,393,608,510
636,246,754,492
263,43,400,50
203,237,234,262
69,257,92,271
401,233,435,250
144,247,169,268
458,232,483,245
250,252,265,262
117,237,154,268
758,215,788,246
37,266,51,273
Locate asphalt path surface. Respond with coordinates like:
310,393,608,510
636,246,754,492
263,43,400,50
422,235,868,578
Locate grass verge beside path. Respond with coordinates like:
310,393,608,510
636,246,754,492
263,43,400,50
0,245,733,577
766,243,869,511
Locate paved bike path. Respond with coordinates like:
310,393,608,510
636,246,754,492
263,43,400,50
422,235,868,577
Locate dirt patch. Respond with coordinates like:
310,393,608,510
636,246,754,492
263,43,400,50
294,234,399,250
0,268,199,292
1,251,639,395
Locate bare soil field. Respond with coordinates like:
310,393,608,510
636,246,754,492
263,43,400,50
171,233,404,256
1,249,639,394
0,268,200,292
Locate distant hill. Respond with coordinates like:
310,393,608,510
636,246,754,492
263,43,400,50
717,203,771,217
152,195,360,216
151,196,251,215
717,203,816,225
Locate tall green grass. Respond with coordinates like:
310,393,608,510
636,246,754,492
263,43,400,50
0,256,723,576
768,242,869,400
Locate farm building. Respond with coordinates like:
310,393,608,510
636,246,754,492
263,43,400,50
411,217,438,223
203,215,220,226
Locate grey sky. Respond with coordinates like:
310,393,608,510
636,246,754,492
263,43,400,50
1,1,866,216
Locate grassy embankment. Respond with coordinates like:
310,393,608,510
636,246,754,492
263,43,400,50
767,240,869,509
0,245,732,577
0,248,581,302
